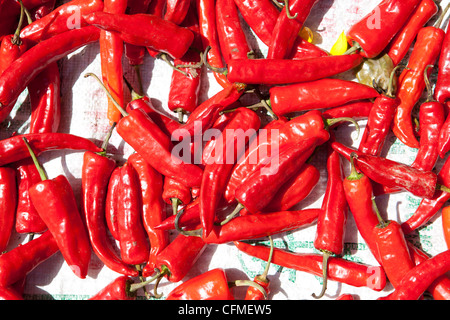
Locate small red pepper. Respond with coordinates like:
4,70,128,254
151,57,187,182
0,167,17,253
89,276,137,300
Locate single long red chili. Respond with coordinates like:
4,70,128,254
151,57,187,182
88,276,137,300
379,249,450,300
234,241,387,291
0,167,17,253
0,230,58,288
116,162,150,266
393,20,447,149
346,0,423,58
85,12,194,59
358,67,400,156
270,78,379,117
19,0,104,43
0,26,100,111
312,139,348,299
128,152,169,274
386,0,438,66
267,0,318,59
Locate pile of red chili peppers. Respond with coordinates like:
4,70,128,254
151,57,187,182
1,0,450,302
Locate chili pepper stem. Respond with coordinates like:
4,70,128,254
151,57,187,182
344,43,361,55
171,198,181,215
11,0,26,46
386,65,403,98
324,117,360,138
347,153,363,181
219,203,244,225
435,2,450,29
123,75,144,102
22,138,48,181
174,109,185,123
84,73,129,117
424,65,436,102
436,184,450,193
96,122,116,156
261,236,274,280
372,197,387,228
283,0,298,19
133,65,144,96
202,46,228,75
129,268,166,293
157,53,189,77
311,250,331,299
229,280,268,300
174,207,203,237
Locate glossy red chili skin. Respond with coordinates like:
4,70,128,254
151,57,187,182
270,78,379,117
163,177,192,208
117,163,150,266
115,108,203,188
105,166,121,240
0,230,58,287
89,276,137,300
346,0,422,58
234,241,387,291
0,26,100,110
267,0,319,59
435,20,450,104
227,54,363,85
29,175,91,279
81,152,140,277
386,0,438,66
373,220,415,288
322,100,373,121
20,0,104,43
245,276,269,300
166,268,235,300
164,0,191,24
358,95,399,156
0,167,17,252
128,153,168,273
0,35,28,76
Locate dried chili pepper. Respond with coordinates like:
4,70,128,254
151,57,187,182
393,13,448,149
24,138,91,279
358,66,400,156
0,167,17,253
89,276,137,300
312,139,348,299
270,78,379,117
0,230,58,288
20,0,104,43
128,152,169,274
346,0,423,58
234,241,387,291
267,0,318,59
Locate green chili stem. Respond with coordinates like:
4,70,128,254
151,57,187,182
22,137,48,181
312,250,331,299
346,152,363,181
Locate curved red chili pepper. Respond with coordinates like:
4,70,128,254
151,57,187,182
0,230,58,288
20,0,104,43
128,152,169,273
0,167,17,253
234,241,387,291
346,0,423,58
270,78,379,117
89,276,137,300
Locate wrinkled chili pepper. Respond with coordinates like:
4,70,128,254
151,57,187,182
85,12,194,59
358,66,400,156
0,167,17,253
386,0,438,66
270,78,379,117
199,107,261,238
89,276,137,300
312,138,348,299
128,152,169,274
24,138,91,279
393,16,447,149
0,230,58,288
20,0,104,43
379,249,450,300
346,0,423,58
0,26,100,111
267,0,319,59
234,240,387,291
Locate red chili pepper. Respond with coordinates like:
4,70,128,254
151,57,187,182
393,22,446,149
154,198,202,231
435,6,450,105
358,67,400,156
163,177,192,215
0,0,21,39
379,249,450,300
199,107,261,238
105,166,121,240
0,230,58,288
20,0,104,43
443,206,450,250
88,276,137,300
234,241,387,291
143,0,166,60
164,0,191,25
81,134,140,277
244,236,273,300
216,0,251,63
0,26,100,111
224,54,363,85
128,152,169,274
85,12,194,59
0,286,23,300
322,100,374,121
0,167,17,253
346,0,423,58
29,0,56,20
386,0,438,66
312,139,348,299
24,138,91,279
270,78,379,117
116,162,150,266
267,0,318,59
288,36,329,60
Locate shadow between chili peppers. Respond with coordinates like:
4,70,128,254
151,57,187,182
302,0,335,46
